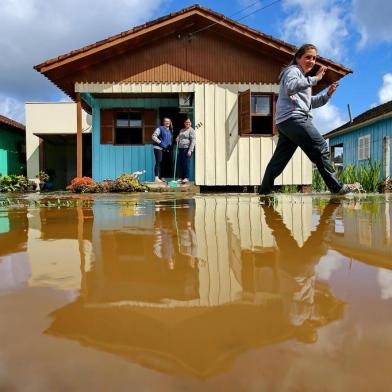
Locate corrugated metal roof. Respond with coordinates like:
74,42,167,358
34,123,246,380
0,114,25,132
34,4,352,75
325,100,392,139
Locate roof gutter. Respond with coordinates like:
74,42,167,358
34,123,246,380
325,111,392,140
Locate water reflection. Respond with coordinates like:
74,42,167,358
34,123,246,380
0,194,391,380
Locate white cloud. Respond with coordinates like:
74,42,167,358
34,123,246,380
0,94,25,123
281,0,349,61
315,251,344,280
0,0,168,120
353,0,392,47
377,268,392,300
312,102,347,134
378,73,392,104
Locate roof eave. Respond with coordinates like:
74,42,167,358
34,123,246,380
325,111,392,139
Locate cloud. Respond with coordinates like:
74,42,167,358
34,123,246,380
280,0,349,61
378,73,392,104
377,268,392,300
312,102,347,134
352,0,392,47
0,0,168,121
0,93,25,123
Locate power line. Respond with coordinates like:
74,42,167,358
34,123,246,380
190,0,283,37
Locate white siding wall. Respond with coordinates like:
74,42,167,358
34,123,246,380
75,82,313,186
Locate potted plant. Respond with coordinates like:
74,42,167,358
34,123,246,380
36,171,50,191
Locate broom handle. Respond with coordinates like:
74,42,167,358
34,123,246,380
173,141,178,180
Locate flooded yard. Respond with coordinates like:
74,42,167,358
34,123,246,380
0,193,391,391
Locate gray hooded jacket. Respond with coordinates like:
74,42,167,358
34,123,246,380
276,65,330,124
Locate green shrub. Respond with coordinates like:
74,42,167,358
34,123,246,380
312,169,327,192
0,175,34,192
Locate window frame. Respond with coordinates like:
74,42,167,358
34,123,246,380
358,134,371,161
114,110,144,146
239,92,277,137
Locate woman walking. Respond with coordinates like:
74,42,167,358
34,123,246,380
176,118,196,184
152,117,173,183
260,44,360,195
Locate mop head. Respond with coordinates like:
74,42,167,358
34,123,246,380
168,180,178,187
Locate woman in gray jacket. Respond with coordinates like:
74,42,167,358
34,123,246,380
176,118,196,184
260,44,360,195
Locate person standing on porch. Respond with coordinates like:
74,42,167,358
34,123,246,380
152,117,173,182
176,118,196,184
259,44,360,195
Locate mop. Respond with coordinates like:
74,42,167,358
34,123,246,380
168,143,179,187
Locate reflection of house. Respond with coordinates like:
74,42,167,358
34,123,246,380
330,199,392,269
325,100,392,179
0,209,29,257
31,5,351,187
45,195,344,377
0,114,26,176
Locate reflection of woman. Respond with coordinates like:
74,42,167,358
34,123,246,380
152,117,173,183
176,119,196,184
261,200,343,343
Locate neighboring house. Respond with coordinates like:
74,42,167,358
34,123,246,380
25,102,91,189
0,114,26,177
325,100,392,179
31,4,351,188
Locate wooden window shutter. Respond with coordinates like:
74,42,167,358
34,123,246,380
100,109,114,144
238,90,251,134
143,109,157,144
272,94,278,135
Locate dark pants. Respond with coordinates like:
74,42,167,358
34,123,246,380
154,148,171,178
177,148,190,179
260,116,342,194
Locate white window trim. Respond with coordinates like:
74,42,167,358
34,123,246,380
358,135,371,160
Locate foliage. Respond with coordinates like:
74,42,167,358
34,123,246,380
66,173,148,193
312,160,383,193
312,169,327,193
66,177,96,193
0,175,35,192
37,170,50,183
280,185,298,193
111,173,148,192
382,177,392,192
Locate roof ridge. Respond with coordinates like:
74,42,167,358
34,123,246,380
34,3,352,74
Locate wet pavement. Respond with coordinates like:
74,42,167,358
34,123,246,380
0,193,391,391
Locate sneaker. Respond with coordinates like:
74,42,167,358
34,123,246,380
182,178,189,184
155,177,164,183
338,182,362,194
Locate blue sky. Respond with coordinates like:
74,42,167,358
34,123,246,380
1,0,391,134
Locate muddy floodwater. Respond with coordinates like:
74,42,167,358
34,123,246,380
0,193,391,391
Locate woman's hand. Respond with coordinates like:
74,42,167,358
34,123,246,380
315,65,327,81
187,151,192,157
327,82,339,97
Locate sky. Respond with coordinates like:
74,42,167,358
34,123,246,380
0,0,391,134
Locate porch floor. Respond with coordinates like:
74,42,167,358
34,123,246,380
146,181,199,193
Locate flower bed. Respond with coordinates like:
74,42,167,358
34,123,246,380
66,174,148,193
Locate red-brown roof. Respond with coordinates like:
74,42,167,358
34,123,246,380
35,4,352,75
0,114,25,133
325,100,392,139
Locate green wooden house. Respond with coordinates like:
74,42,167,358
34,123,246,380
0,114,26,176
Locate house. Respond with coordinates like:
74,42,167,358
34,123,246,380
0,114,26,177
325,100,392,179
30,4,351,188
25,102,91,189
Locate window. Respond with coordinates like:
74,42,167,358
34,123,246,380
115,111,143,145
358,135,371,160
238,90,276,136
